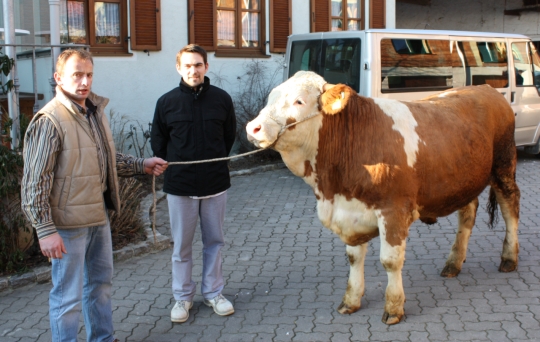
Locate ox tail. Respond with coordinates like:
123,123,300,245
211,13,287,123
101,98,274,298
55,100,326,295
487,187,499,229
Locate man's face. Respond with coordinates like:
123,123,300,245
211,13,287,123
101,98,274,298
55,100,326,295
54,55,93,106
176,52,208,88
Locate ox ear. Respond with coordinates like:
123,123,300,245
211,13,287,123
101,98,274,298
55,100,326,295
320,84,353,115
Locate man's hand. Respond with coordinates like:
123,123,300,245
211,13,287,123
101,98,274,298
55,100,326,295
39,233,67,260
143,157,168,176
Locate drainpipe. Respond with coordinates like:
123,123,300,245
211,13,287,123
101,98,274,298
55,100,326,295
49,0,61,96
2,0,19,149
386,0,396,29
365,0,370,29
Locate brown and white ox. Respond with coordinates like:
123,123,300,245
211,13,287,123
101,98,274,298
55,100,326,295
246,71,520,325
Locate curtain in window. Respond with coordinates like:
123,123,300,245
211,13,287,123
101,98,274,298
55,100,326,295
347,0,360,30
62,1,87,44
95,2,120,44
217,10,235,47
241,12,258,47
331,0,342,31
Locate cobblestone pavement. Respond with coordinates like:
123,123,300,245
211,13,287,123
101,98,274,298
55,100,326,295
2,152,540,341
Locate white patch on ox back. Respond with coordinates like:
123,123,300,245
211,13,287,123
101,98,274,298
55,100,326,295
316,194,379,242
437,90,457,98
373,98,420,168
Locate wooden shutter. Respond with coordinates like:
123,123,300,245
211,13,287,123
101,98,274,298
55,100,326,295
310,0,330,32
188,0,215,51
370,0,385,29
270,0,291,53
130,0,161,51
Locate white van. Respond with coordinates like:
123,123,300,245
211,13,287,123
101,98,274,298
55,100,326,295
284,29,540,154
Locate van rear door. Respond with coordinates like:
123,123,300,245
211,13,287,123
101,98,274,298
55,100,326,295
509,40,540,146
286,32,363,93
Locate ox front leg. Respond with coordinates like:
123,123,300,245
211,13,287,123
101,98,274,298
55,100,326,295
338,243,368,314
441,198,479,277
379,221,407,325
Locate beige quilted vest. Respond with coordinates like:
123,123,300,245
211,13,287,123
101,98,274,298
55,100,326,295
29,87,121,229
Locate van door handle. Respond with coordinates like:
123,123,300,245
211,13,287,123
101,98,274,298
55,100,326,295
511,91,516,103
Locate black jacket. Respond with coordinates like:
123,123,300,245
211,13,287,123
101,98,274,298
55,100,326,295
151,77,236,196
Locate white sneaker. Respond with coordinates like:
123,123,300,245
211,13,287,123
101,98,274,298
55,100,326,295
171,300,193,323
203,294,235,316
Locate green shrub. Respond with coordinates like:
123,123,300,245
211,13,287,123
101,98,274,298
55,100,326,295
0,145,38,275
0,111,151,277
108,177,146,250
108,111,151,249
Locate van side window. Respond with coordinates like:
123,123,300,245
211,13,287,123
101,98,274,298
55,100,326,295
380,39,510,93
460,41,508,88
511,42,534,87
477,42,507,63
391,39,432,54
381,39,455,93
289,38,361,92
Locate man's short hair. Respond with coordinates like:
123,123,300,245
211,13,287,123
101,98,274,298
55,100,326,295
176,44,208,65
56,49,93,75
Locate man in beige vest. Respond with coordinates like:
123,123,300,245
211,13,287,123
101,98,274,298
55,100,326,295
21,49,167,342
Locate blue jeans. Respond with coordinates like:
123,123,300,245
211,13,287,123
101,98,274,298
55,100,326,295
49,221,114,342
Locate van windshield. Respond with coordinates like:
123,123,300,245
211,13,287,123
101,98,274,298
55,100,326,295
288,38,361,92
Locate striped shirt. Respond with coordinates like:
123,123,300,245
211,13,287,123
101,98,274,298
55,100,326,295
22,99,146,240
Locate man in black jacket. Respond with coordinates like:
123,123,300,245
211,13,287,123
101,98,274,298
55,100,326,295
151,44,236,323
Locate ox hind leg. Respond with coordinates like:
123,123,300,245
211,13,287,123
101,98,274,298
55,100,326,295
490,142,520,272
441,198,479,277
490,184,520,272
338,243,368,314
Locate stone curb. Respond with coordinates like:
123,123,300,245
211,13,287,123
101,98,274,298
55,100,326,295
0,162,285,292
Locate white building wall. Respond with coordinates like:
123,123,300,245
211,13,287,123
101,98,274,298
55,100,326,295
91,0,314,124
25,0,537,126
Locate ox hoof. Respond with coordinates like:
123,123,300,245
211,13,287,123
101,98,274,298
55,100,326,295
337,302,360,314
498,259,517,273
382,311,403,325
440,264,461,278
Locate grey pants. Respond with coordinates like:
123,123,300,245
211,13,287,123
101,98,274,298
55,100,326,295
167,192,227,301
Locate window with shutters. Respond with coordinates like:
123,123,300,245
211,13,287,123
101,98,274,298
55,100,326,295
311,0,385,32
311,0,364,32
60,0,129,55
59,0,160,55
216,0,266,56
189,0,270,58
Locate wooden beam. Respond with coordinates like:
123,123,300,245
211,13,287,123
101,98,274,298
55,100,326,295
396,0,431,6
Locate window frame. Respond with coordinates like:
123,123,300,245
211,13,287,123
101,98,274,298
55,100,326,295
330,0,362,32
311,0,366,33
214,0,268,58
65,0,130,56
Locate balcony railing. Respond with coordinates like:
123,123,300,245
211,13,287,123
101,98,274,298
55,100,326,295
0,43,89,147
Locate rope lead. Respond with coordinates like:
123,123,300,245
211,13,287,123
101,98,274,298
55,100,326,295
150,111,321,244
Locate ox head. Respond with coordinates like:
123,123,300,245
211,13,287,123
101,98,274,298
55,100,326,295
246,71,354,150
